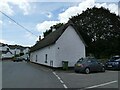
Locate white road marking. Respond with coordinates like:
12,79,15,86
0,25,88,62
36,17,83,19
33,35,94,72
57,76,61,80
60,80,64,83
85,80,117,89
52,72,56,75
63,84,68,88
52,71,68,88
56,75,59,77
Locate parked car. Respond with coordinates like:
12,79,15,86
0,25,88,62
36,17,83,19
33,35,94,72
105,56,120,70
107,55,120,61
13,57,23,62
74,57,105,74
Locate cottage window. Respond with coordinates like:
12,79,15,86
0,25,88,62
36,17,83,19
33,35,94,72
45,54,47,63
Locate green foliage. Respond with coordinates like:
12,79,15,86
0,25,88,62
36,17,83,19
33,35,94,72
43,23,64,37
20,52,24,56
14,54,19,57
42,7,120,59
69,7,120,58
43,29,52,37
14,52,24,58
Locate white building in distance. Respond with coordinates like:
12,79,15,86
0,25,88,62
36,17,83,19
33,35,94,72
0,43,30,60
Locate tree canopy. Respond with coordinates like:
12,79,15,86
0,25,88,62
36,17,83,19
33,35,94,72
70,7,120,58
43,23,64,37
43,7,120,58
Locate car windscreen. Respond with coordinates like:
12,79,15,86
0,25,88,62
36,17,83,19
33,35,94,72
77,58,88,63
115,59,120,62
110,57,120,61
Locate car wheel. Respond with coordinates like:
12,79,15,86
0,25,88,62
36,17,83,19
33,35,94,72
102,67,105,72
85,68,90,74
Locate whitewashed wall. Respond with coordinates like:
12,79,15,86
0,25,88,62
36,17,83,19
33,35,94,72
55,26,85,67
23,48,29,54
0,47,2,51
30,25,86,68
10,49,15,55
1,46,9,51
30,45,56,67
0,46,2,51
2,52,14,58
10,49,21,55
15,49,21,55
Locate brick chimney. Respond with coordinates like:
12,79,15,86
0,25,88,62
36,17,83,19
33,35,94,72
39,36,41,41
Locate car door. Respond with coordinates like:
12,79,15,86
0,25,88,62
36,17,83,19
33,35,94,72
90,59,100,71
94,60,102,71
88,59,97,71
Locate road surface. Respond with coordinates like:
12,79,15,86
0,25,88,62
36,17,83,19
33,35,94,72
2,61,63,88
2,61,119,89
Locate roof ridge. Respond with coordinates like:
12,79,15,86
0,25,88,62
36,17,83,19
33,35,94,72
30,22,87,52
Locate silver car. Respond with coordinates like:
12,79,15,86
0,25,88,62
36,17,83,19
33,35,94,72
74,57,105,74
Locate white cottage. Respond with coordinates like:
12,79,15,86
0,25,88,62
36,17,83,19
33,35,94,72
2,51,14,59
0,43,14,59
30,22,86,68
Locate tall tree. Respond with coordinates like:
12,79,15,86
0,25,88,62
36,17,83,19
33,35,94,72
42,7,120,58
69,7,120,58
43,23,64,37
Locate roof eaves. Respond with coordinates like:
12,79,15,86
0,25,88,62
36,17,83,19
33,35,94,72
30,42,55,52
30,21,87,52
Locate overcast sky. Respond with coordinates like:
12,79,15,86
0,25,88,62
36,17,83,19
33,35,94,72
0,0,119,46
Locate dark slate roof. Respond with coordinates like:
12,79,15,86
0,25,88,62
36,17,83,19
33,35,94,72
2,51,13,54
2,51,8,54
30,22,87,52
8,45,17,49
9,45,29,50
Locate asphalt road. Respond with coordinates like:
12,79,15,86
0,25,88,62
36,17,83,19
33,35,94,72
2,61,120,89
2,61,63,88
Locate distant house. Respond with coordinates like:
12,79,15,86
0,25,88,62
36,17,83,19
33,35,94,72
0,43,13,59
9,45,30,60
1,51,13,59
22,48,30,60
9,45,22,55
0,42,30,60
23,48,29,54
0,43,9,51
30,22,87,68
